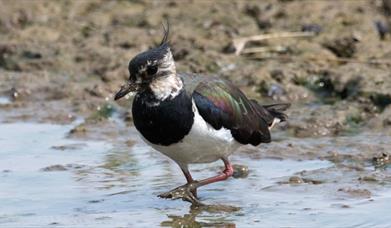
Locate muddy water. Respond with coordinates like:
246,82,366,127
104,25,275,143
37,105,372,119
1,122,391,227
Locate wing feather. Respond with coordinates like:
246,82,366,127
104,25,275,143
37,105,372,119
193,78,272,145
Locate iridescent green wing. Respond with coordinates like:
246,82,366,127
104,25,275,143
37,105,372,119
193,77,271,145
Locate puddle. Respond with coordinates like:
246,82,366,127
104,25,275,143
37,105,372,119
0,122,390,227
0,96,11,105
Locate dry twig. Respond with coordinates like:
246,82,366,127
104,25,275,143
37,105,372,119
240,46,287,54
248,55,391,66
233,31,315,55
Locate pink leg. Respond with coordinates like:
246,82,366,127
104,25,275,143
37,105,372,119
195,158,234,188
181,168,194,183
181,168,197,197
158,158,233,205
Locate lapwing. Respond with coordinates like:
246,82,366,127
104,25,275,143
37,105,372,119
115,25,290,205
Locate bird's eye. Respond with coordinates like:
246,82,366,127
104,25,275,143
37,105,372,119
146,65,158,75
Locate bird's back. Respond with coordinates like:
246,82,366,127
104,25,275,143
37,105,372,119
181,73,289,146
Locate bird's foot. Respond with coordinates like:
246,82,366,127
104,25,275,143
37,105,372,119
158,182,204,206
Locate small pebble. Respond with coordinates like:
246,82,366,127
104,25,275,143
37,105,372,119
372,152,390,168
41,165,67,172
270,69,284,82
232,164,249,178
374,20,389,40
358,176,378,182
69,124,87,135
289,176,304,184
268,84,286,98
301,24,322,34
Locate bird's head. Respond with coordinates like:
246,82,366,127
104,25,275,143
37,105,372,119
115,24,181,101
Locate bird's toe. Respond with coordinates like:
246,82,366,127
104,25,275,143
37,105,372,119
158,183,203,205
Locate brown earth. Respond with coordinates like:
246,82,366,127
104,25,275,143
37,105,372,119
2,3,391,226
1,0,391,161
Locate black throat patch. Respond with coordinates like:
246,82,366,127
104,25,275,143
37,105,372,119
132,89,194,146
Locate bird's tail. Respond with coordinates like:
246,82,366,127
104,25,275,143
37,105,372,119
263,103,290,122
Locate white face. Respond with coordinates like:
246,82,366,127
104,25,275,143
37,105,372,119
134,49,182,103
149,49,183,101
116,29,174,101
130,46,176,84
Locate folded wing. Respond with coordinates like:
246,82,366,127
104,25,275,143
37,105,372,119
193,78,287,146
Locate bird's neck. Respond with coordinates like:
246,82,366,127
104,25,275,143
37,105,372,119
149,73,183,102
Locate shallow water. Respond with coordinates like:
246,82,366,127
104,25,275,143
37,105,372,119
0,122,390,227
0,96,11,105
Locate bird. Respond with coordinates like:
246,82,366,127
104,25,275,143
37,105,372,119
114,24,290,205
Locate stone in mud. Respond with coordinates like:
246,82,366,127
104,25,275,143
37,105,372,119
372,153,390,168
10,9,32,29
383,0,391,16
289,176,304,184
22,50,42,59
267,84,286,99
0,44,20,71
41,165,67,172
69,124,87,135
331,204,351,209
301,24,322,35
88,199,104,204
369,93,391,111
222,42,236,54
289,104,348,137
84,84,105,98
368,105,391,130
302,178,324,185
0,57,21,71
51,144,85,151
269,69,285,82
0,86,32,103
232,164,249,178
279,176,323,185
8,87,20,101
358,175,379,183
323,36,359,58
317,64,391,112
337,188,372,198
374,21,389,40
71,164,87,169
383,118,391,126
244,4,261,18
244,4,272,30
121,110,133,123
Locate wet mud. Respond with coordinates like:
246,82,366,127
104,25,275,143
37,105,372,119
1,0,391,227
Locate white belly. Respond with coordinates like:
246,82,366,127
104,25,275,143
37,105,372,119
143,102,240,168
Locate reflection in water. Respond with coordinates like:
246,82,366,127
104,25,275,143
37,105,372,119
161,204,239,227
1,123,391,227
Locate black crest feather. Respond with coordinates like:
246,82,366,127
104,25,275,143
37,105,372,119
160,20,170,46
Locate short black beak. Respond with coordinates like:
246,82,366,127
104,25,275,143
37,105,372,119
114,83,137,100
